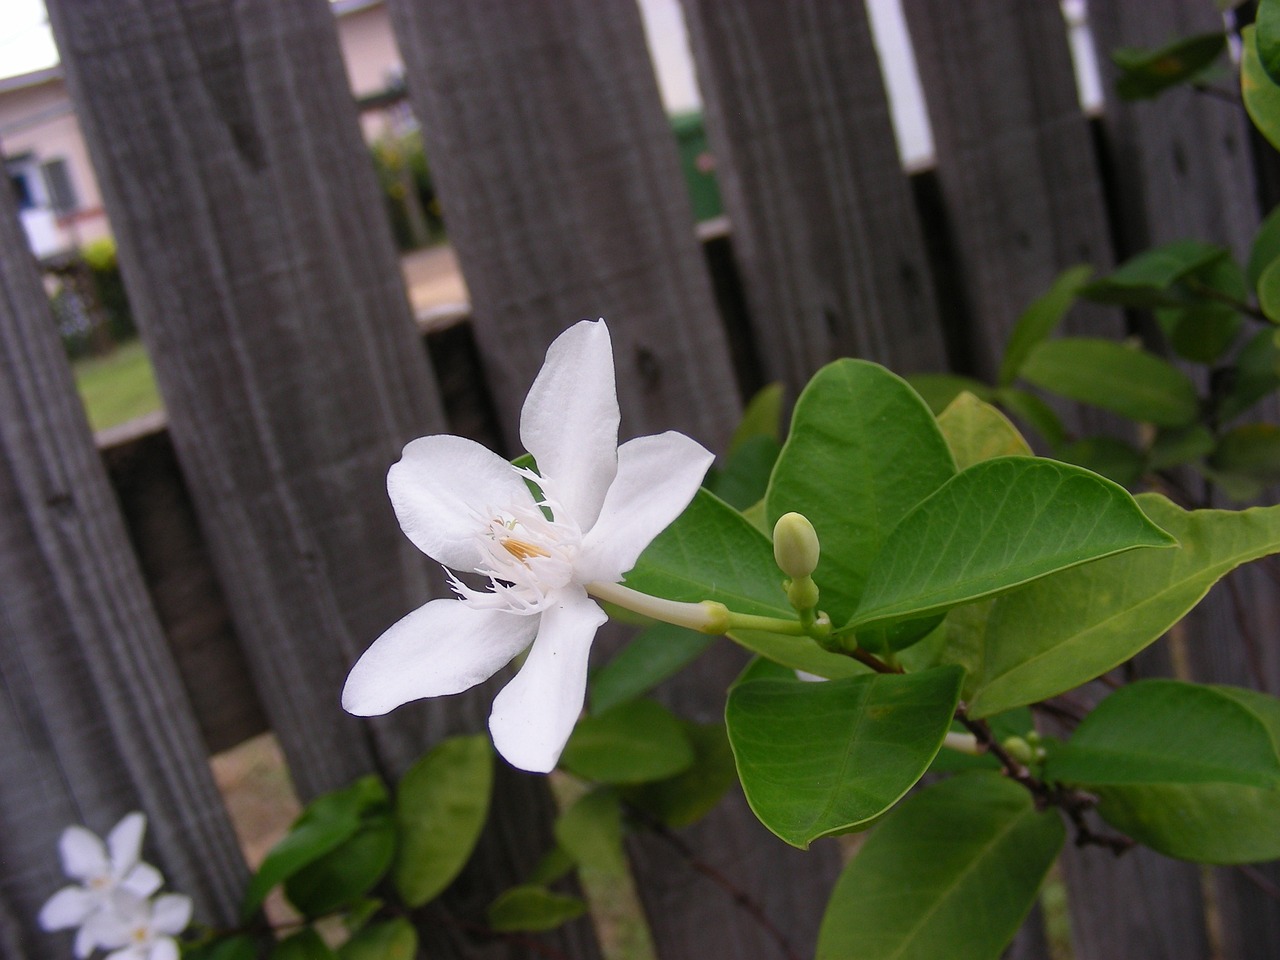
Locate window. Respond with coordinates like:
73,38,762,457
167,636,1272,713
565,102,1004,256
41,158,78,216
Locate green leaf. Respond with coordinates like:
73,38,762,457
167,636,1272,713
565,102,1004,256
627,489,791,618
1247,205,1280,289
995,387,1068,447
705,434,782,510
937,393,1034,470
928,708,1034,775
1258,0,1280,86
766,359,956,625
393,734,493,908
967,494,1280,717
1081,241,1228,307
1216,326,1280,423
285,815,397,918
622,721,737,828
1157,255,1247,363
1257,256,1280,323
725,666,964,848
337,920,417,960
729,382,784,452
1054,436,1146,487
272,931,338,960
725,627,868,680
487,886,587,933
185,935,258,960
1112,33,1227,100
1046,680,1280,863
848,458,1176,639
998,265,1093,386
1244,26,1280,152
526,845,576,886
554,788,627,876
241,777,387,921
1148,424,1216,471
560,699,694,784
1020,338,1200,427
905,374,993,415
1211,423,1280,483
815,773,1065,960
589,622,715,714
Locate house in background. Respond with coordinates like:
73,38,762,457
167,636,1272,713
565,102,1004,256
1,0,414,260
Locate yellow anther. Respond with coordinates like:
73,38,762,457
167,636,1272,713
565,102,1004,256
502,537,550,562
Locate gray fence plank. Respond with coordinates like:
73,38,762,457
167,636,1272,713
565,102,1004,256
680,0,948,393
44,4,598,959
0,157,244,958
902,0,1119,382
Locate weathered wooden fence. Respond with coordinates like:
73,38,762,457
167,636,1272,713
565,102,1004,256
1,0,1276,958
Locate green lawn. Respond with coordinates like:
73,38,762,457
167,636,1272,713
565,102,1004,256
72,338,163,432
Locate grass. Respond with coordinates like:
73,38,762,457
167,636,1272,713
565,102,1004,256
71,338,163,432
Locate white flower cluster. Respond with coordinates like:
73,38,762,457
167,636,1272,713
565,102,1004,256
38,813,192,960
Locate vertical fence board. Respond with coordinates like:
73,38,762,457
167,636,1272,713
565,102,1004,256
386,2,842,956
45,4,598,959
679,0,948,394
0,162,243,958
902,0,1119,381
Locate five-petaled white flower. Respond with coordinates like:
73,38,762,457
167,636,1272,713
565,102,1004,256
86,892,192,960
38,813,164,959
343,319,713,772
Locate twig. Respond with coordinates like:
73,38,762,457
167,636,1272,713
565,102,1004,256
1190,82,1244,106
1235,864,1280,904
625,804,802,960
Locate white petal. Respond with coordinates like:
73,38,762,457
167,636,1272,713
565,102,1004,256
388,435,537,572
150,895,192,936
519,319,619,529
38,887,97,930
577,432,714,583
489,589,605,773
148,939,179,960
106,813,145,874
343,600,539,716
81,908,133,953
104,949,143,960
120,863,163,899
59,826,109,883
75,922,106,959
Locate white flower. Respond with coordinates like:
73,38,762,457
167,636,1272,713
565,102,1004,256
343,319,713,772
86,893,192,960
39,813,164,958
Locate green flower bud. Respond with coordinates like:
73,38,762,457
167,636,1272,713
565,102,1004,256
773,512,821,580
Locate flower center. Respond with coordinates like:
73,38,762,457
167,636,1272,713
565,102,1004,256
501,537,551,562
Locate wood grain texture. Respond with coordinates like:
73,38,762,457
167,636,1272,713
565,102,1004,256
0,158,244,959
902,0,1120,381
387,0,741,455
679,0,948,392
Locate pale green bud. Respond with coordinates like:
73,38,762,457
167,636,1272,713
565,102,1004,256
773,512,820,580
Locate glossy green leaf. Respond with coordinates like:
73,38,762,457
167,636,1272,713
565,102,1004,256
1149,424,1216,471
241,776,387,921
725,628,867,680
766,359,956,625
1081,240,1227,307
995,387,1068,447
1021,338,1199,427
1054,436,1145,487
554,788,627,876
1258,0,1280,86
1046,680,1280,863
337,920,417,960
906,373,993,414
1244,26,1280,152
1211,423,1280,483
1217,326,1280,423
627,489,790,618
393,734,492,907
725,666,963,847
1258,256,1280,323
967,494,1280,717
1112,33,1226,100
1247,205,1280,288
487,886,587,933
272,931,338,960
560,699,694,784
589,623,715,715
285,815,396,918
937,393,1033,469
622,721,737,828
815,773,1064,960
998,265,1093,386
729,382,784,452
848,458,1176,638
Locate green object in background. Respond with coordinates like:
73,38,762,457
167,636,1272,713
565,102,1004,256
72,339,163,432
670,112,723,223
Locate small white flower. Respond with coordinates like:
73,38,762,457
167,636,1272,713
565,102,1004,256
39,813,164,958
87,892,192,960
343,319,713,773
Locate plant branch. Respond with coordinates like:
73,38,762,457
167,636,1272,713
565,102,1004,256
625,804,802,960
1235,864,1280,904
